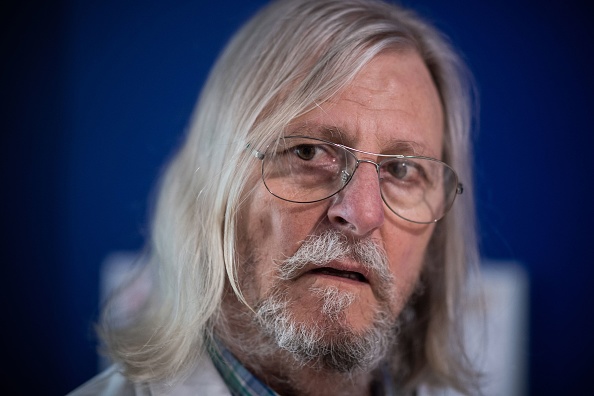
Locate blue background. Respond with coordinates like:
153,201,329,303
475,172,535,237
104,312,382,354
2,0,593,394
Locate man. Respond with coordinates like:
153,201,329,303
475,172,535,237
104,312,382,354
70,0,479,394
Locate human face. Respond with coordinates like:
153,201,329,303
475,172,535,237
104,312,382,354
236,50,444,336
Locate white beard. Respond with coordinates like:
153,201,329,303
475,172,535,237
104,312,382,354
253,285,397,373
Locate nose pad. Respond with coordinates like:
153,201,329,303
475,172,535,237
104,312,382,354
327,161,385,236
340,160,379,188
340,169,350,186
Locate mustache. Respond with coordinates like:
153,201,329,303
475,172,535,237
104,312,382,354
277,230,393,284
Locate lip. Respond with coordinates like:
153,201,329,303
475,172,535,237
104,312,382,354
296,259,371,285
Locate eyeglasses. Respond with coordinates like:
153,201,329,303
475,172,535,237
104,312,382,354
253,136,463,224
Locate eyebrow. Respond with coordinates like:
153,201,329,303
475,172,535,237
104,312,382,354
287,123,346,142
285,123,426,156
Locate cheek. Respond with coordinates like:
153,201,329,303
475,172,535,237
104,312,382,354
236,194,276,298
241,195,299,263
383,225,433,303
237,186,329,299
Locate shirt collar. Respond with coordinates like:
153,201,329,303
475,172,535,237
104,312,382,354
208,338,280,396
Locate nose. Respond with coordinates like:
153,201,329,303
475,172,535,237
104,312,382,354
327,161,385,237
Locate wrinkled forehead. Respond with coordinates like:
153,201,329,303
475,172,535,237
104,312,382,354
284,123,428,157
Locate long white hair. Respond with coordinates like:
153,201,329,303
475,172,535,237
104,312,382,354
100,0,479,392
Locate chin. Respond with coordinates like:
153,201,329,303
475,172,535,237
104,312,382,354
254,288,398,373
285,277,389,330
296,298,379,333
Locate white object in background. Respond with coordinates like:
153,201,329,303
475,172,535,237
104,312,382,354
444,261,529,396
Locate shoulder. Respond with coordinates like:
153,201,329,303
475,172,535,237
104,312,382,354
159,353,232,395
67,356,231,396
67,365,142,396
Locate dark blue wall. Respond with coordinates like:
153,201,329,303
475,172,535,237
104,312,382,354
2,1,593,394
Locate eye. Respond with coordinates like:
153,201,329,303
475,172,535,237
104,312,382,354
293,144,317,160
385,160,417,180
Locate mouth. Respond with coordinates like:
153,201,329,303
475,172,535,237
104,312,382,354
308,267,369,284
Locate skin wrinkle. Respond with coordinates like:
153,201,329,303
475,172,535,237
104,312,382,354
286,118,434,161
290,124,425,157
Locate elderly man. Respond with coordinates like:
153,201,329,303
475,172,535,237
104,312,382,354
70,0,479,395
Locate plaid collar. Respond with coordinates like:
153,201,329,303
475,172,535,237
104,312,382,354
208,338,399,396
208,338,279,396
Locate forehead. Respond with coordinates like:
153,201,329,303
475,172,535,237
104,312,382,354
288,50,444,158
